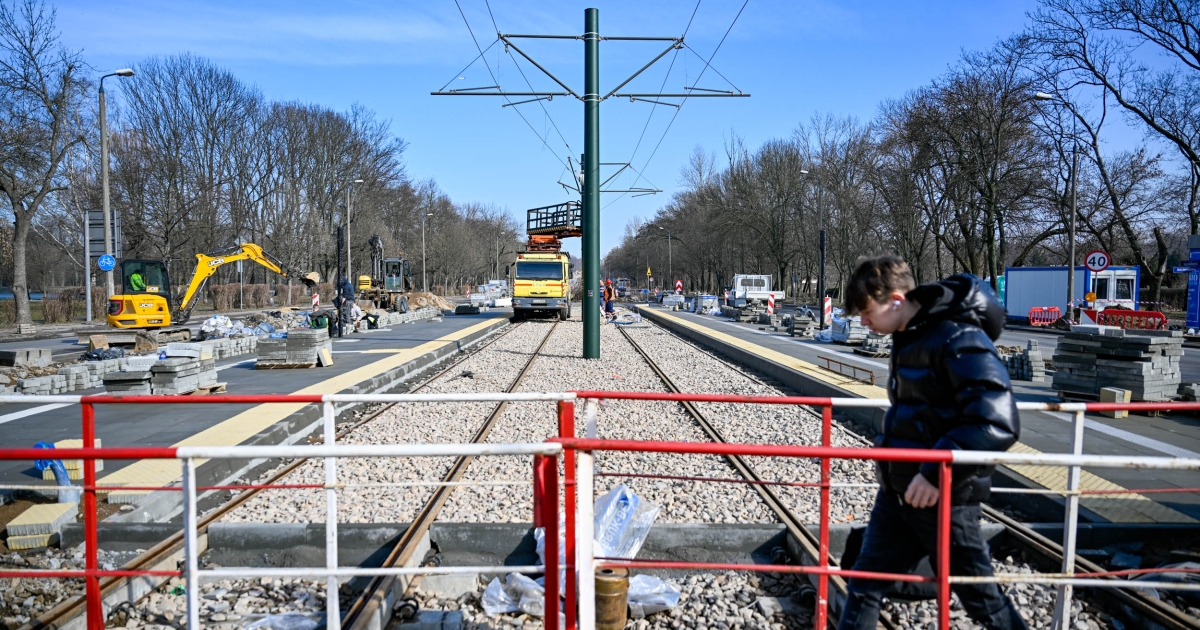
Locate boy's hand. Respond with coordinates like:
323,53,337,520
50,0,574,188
904,474,939,508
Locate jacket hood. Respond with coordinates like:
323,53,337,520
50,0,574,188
904,274,1006,341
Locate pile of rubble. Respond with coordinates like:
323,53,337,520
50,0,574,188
406,292,454,311
1052,326,1183,400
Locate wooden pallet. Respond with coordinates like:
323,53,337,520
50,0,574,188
255,362,316,370
184,382,227,396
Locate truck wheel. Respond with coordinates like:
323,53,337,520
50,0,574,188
558,307,568,321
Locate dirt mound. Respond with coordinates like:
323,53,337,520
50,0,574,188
407,292,454,310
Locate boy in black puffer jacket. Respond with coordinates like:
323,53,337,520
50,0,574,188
836,256,1027,630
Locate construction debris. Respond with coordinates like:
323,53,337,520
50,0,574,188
0,348,51,368
1052,326,1183,401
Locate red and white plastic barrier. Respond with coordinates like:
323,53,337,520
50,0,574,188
767,293,775,315
1028,306,1062,327
1081,309,1168,330
823,296,832,323
675,280,682,294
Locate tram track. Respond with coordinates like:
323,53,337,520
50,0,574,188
23,319,538,630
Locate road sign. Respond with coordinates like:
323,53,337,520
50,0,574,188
1084,250,1110,273
675,279,682,293
97,254,116,272
87,210,121,259
1176,267,1195,274
646,267,652,277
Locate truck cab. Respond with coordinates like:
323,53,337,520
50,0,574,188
728,274,785,308
512,251,571,320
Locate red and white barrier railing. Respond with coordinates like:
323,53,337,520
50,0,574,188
2,393,1200,630
1028,306,1062,326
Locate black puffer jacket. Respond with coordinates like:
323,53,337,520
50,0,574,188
878,274,1019,504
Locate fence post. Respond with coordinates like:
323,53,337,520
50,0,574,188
938,461,952,630
815,404,832,629
183,458,200,630
559,400,578,630
1051,409,1086,629
577,404,597,630
82,402,101,630
533,455,546,528
539,454,561,630
324,400,342,630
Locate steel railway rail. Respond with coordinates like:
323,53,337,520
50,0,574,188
339,320,559,629
620,322,1200,630
22,320,542,630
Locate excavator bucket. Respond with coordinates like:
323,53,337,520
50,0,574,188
300,272,320,289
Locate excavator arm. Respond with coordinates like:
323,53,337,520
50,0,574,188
173,243,320,324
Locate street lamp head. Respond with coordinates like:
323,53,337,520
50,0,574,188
354,179,364,184
800,169,809,175
114,68,134,77
1034,92,1055,101
658,226,664,230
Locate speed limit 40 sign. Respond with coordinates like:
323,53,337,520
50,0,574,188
1084,250,1110,273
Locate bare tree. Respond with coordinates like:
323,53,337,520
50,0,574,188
0,0,87,325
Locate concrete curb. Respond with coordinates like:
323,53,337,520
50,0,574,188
107,316,511,524
634,306,888,432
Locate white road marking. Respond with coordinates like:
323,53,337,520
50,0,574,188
0,404,71,425
1043,410,1200,459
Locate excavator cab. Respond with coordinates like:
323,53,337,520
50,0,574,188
108,259,175,327
383,258,412,291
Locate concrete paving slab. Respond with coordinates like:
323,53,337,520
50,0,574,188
7,502,77,535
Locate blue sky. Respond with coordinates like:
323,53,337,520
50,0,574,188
60,0,1067,257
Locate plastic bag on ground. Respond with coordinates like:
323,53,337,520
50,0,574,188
82,347,124,361
507,572,546,617
593,484,661,559
814,329,833,342
244,613,319,630
481,577,520,615
628,574,682,619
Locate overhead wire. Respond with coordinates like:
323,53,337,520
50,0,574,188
605,0,749,210
603,0,702,209
452,0,572,171
483,0,575,160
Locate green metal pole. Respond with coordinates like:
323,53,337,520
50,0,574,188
583,7,600,358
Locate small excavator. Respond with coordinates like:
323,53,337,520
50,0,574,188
99,243,319,344
356,235,415,313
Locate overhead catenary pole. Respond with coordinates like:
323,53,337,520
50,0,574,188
1068,142,1078,319
582,8,601,358
99,69,134,298
434,7,747,358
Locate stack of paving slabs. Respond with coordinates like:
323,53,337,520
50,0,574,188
256,328,332,368
1003,340,1047,383
1051,326,1183,401
41,439,103,481
1179,382,1200,401
856,332,893,357
6,503,77,549
166,343,217,388
150,357,201,395
831,316,870,345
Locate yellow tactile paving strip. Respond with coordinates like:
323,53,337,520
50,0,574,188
644,309,1196,524
96,317,506,502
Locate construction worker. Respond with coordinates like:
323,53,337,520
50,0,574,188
129,270,146,292
604,279,616,321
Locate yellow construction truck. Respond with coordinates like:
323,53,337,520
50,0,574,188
102,243,318,342
512,202,578,321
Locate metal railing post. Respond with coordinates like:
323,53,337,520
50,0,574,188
183,458,200,629
558,400,578,630
1052,409,1086,629
815,404,832,629
938,462,952,630
577,401,598,630
533,455,545,528
324,401,342,630
82,402,102,630
539,454,561,630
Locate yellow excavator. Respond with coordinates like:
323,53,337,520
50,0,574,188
102,243,319,343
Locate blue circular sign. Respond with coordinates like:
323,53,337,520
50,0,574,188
97,255,116,272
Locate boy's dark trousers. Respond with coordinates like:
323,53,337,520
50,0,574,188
837,489,1028,630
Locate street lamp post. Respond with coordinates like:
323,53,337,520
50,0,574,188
345,178,364,290
1035,92,1079,320
800,169,826,329
421,212,433,292
659,226,672,286
99,68,134,298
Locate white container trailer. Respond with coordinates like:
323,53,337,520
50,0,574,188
1004,265,1140,320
